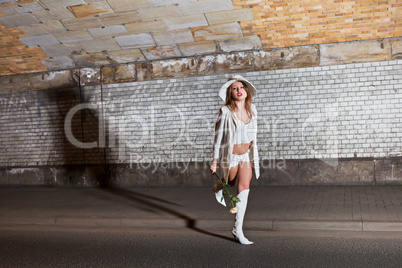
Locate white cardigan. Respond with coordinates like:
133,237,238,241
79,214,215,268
213,104,260,183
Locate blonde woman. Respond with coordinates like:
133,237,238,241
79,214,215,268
210,75,260,245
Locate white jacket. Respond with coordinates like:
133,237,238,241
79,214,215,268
213,104,260,183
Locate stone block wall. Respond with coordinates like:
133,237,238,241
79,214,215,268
0,38,402,186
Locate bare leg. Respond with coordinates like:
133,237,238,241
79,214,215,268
228,165,238,186
236,161,252,194
231,161,253,245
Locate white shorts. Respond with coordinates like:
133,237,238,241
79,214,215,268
229,150,250,170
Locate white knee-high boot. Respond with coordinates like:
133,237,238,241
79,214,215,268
232,189,253,245
213,180,226,207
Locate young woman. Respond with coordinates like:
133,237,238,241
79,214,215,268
210,75,260,245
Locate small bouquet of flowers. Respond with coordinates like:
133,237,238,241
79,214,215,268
214,174,240,214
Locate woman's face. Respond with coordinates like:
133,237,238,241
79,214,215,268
230,81,248,101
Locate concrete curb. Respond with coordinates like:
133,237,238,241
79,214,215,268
1,217,402,232
363,221,402,232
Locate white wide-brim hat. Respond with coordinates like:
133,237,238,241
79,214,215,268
219,75,257,102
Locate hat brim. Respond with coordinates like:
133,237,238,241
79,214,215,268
218,75,257,102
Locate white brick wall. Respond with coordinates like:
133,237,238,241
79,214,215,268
97,59,402,164
0,88,84,166
0,59,401,166
99,75,223,164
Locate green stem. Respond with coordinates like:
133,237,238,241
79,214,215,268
214,174,240,208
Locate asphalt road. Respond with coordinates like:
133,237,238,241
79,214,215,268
0,225,401,268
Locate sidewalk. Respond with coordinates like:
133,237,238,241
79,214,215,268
0,186,401,232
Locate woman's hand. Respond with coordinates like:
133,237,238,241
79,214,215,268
210,159,218,174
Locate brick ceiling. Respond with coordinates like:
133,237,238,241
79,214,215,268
0,0,259,76
0,0,400,77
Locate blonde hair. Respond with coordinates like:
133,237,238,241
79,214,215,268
225,77,253,118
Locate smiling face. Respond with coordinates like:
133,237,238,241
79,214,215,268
230,81,248,102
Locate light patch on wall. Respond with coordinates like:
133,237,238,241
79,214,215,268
6,168,38,175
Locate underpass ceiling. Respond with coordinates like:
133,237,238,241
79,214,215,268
0,0,400,77
0,0,259,76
